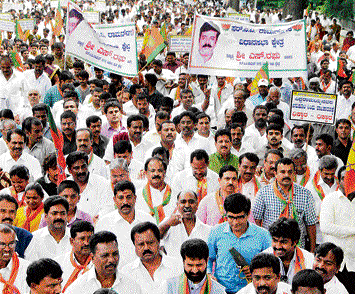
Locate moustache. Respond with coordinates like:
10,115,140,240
183,207,192,212
81,245,90,250
273,247,286,253
121,204,131,210
143,250,153,255
257,286,270,292
2,218,13,223
104,263,116,269
54,219,64,224
202,44,212,48
282,177,291,181
315,267,327,275
79,145,88,149
77,172,87,178
152,175,161,179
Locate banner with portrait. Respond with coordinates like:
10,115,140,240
188,14,307,78
66,1,138,77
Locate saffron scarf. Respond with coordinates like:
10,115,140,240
178,273,212,294
9,187,25,207
215,190,227,224
142,184,172,224
312,171,339,200
0,254,21,294
23,203,44,232
299,166,311,187
236,176,260,194
196,178,207,203
294,247,306,273
273,181,298,222
62,252,92,292
216,83,226,103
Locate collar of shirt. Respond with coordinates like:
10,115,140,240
223,221,255,238
87,267,123,287
0,256,13,277
44,226,70,242
188,275,206,292
130,253,168,270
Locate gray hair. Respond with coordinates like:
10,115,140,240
319,155,338,171
289,148,308,161
109,158,129,172
269,86,281,96
0,224,16,236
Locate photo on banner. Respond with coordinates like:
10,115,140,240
188,14,308,79
66,1,138,77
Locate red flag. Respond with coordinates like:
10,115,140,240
46,105,66,184
336,58,348,78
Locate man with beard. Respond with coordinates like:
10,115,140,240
55,221,94,292
61,111,77,155
23,117,55,166
86,115,109,159
290,149,313,187
244,105,268,151
290,125,317,166
122,222,182,294
76,128,109,179
24,55,51,99
209,128,239,174
237,253,291,294
66,151,114,218
313,242,348,294
25,196,72,260
230,123,250,157
253,158,317,251
164,239,225,293
208,193,271,293
65,231,142,293
172,149,219,203
255,124,291,164
159,190,211,258
263,218,314,284
95,181,154,268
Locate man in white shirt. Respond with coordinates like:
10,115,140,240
210,76,233,115
320,166,355,293
122,222,182,294
66,151,114,217
0,129,42,181
26,258,63,294
147,59,176,96
263,218,314,284
313,242,349,294
237,253,291,294
136,157,176,225
0,224,30,294
95,181,154,268
65,231,142,294
159,190,211,259
76,128,109,179
290,125,318,166
56,221,94,292
306,155,339,245
25,196,72,261
336,81,355,120
290,149,314,188
230,123,252,157
172,149,219,203
24,55,51,100
0,119,15,156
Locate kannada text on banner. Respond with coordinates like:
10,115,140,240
290,90,337,125
169,35,192,53
66,1,138,77
188,14,307,78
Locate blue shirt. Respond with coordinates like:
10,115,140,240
207,222,271,293
247,93,267,107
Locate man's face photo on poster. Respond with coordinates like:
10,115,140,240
198,22,220,62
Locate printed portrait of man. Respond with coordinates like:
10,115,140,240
198,21,221,63
68,8,84,36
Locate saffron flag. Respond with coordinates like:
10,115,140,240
9,51,24,72
336,58,348,78
248,62,269,96
14,20,25,41
141,27,166,64
349,70,355,84
46,105,66,184
160,21,167,43
53,1,63,37
185,24,193,36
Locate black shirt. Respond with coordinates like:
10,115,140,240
62,131,77,155
331,138,352,165
93,135,109,158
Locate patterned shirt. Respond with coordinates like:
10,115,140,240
252,182,317,248
208,152,239,174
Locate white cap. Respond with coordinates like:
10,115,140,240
258,78,269,87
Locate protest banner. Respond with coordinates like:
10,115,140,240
0,19,14,32
289,90,337,125
188,14,307,78
66,1,138,77
0,13,11,20
83,11,100,24
18,19,34,31
169,35,192,52
137,37,144,52
227,13,250,22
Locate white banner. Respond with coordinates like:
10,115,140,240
227,13,250,22
83,11,100,24
0,13,11,20
169,35,192,52
0,19,14,32
188,14,307,78
290,91,337,125
66,2,138,77
18,19,34,31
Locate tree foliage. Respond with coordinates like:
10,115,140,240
321,0,354,21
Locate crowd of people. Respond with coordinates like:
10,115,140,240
0,0,353,293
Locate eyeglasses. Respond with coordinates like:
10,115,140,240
0,240,17,249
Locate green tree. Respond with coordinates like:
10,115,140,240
321,0,354,21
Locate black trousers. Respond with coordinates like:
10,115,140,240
336,264,355,294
